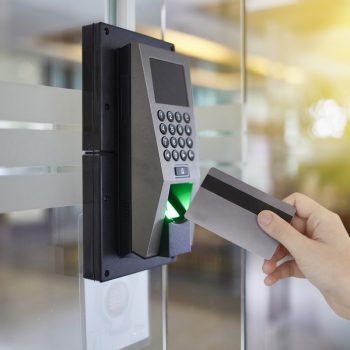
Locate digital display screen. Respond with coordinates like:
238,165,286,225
150,58,189,107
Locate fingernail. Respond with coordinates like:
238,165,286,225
262,261,273,274
265,276,272,285
258,211,273,226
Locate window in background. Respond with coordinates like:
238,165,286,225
245,0,350,349
0,0,103,89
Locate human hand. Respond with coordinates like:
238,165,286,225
257,192,350,319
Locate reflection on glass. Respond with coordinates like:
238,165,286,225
82,272,150,350
0,0,104,88
0,207,83,349
0,206,165,350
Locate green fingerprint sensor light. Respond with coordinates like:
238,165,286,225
164,183,193,222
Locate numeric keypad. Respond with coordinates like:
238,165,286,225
158,109,195,162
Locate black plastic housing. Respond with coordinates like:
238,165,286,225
159,220,192,258
82,23,178,282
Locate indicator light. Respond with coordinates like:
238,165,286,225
165,183,193,222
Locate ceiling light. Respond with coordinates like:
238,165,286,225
247,0,299,11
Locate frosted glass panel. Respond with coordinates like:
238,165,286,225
0,81,82,123
0,130,81,167
82,274,150,350
0,172,81,213
0,83,82,212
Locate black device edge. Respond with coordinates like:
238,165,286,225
82,24,94,151
117,44,132,256
82,155,94,279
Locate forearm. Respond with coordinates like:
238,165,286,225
316,243,350,320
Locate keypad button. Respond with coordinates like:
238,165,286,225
177,124,184,135
183,113,191,123
175,166,189,177
172,150,179,161
164,150,171,161
178,137,185,148
188,150,195,161
157,110,165,121
159,123,167,135
167,111,174,122
185,125,192,136
170,137,178,148
180,150,187,161
162,136,169,148
186,137,193,148
175,112,182,123
168,123,176,135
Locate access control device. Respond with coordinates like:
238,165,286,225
185,168,295,259
83,23,200,281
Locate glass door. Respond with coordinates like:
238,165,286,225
0,2,165,349
0,2,97,347
136,1,245,349
0,1,246,349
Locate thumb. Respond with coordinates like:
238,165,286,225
257,210,310,259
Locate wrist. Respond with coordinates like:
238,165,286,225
330,243,350,319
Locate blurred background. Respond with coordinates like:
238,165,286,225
0,0,350,349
